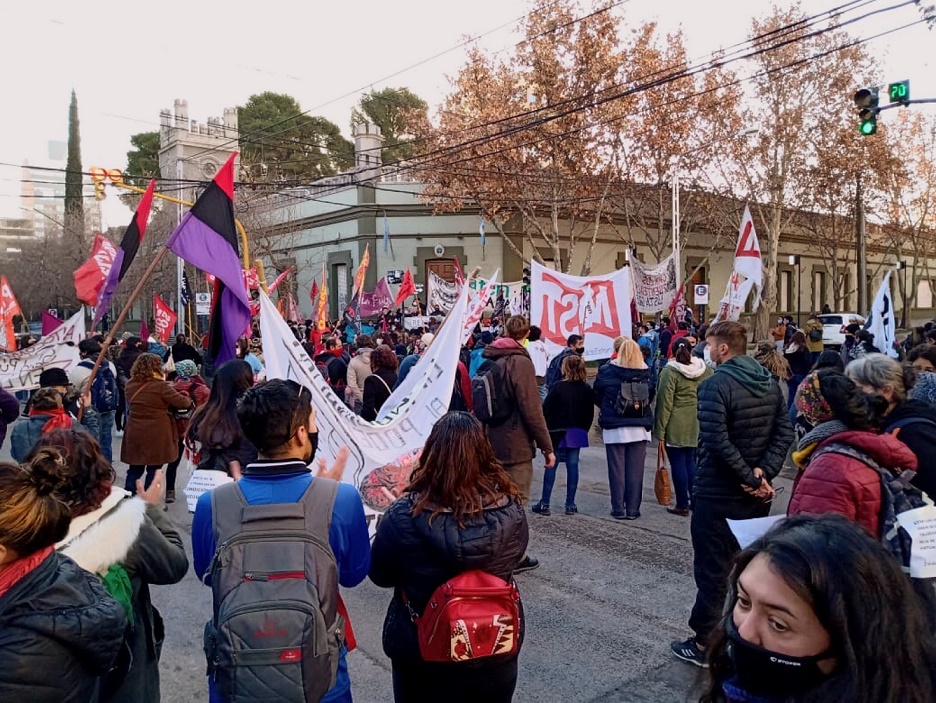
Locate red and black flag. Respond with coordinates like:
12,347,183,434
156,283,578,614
166,154,249,365
93,179,156,327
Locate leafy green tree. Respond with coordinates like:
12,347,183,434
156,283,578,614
351,87,428,164
238,92,353,182
125,131,160,185
65,89,84,242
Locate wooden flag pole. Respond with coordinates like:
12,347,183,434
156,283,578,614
77,247,170,421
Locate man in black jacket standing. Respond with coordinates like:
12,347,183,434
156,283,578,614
671,321,793,667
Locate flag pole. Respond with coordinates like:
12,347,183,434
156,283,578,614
77,246,170,421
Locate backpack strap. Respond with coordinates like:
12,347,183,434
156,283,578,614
886,417,936,436
297,477,339,543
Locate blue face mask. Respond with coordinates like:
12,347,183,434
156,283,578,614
725,615,834,698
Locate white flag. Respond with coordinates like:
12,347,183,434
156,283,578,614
732,205,763,308
865,271,898,358
713,272,756,323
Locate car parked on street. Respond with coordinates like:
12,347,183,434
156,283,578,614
818,313,866,348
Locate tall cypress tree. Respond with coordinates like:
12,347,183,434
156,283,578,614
64,89,84,236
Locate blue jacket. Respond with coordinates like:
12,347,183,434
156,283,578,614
394,354,420,389
593,363,655,430
192,460,371,703
469,347,487,377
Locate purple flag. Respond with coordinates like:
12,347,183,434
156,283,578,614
359,277,395,317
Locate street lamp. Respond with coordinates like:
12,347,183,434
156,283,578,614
788,254,802,326
896,261,908,329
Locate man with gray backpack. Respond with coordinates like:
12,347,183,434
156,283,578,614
192,379,370,703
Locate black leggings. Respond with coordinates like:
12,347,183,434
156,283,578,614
391,657,518,703
165,439,185,492
125,464,162,492
115,386,126,431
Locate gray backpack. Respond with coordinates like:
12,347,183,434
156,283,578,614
203,478,343,703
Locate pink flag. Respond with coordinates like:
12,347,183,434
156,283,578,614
41,311,63,335
268,266,295,295
140,319,150,341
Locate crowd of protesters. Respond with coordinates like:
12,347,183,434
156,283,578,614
4,298,936,703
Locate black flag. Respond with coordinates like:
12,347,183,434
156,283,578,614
180,270,192,307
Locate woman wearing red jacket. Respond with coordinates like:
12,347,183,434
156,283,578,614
787,369,916,537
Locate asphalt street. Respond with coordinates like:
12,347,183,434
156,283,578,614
3,428,795,703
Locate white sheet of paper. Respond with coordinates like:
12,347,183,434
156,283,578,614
727,515,785,549
184,469,234,513
895,504,936,578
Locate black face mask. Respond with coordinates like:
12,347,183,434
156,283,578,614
574,347,584,355
307,430,319,463
725,615,833,697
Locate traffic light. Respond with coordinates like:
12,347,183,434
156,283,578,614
853,87,880,136
89,166,107,200
94,182,106,200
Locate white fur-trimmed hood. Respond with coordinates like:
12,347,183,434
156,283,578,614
57,486,147,576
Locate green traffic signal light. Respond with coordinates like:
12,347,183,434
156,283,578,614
859,119,877,135
854,87,880,137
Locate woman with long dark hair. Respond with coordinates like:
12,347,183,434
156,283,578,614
185,359,257,476
361,344,399,422
370,412,528,703
701,514,936,703
29,429,188,703
0,448,127,702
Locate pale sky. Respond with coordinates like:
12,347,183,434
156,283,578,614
0,0,931,225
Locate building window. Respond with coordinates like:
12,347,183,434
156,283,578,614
918,280,934,309
813,271,826,312
779,270,792,311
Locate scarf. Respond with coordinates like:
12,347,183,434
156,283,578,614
793,419,849,468
0,546,53,600
29,407,73,434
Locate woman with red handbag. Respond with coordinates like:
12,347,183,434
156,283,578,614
370,411,529,702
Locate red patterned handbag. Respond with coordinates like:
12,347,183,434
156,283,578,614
405,570,521,662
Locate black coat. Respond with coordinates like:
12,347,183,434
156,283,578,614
362,367,397,421
885,399,936,500
694,358,793,501
0,552,127,702
543,380,596,440
593,364,654,430
165,341,202,365
369,494,529,664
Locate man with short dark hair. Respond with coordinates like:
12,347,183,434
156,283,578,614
671,321,793,668
481,316,555,572
545,334,584,388
192,379,369,703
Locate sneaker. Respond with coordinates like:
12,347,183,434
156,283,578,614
565,504,578,515
611,511,628,520
671,637,709,668
165,490,176,504
531,502,551,516
514,555,540,574
667,507,690,517
624,512,641,520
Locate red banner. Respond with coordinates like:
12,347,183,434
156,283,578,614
73,234,118,306
153,295,178,344
0,275,22,351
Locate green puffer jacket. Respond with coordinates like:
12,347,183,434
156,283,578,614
653,358,712,448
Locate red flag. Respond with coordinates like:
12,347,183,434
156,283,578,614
153,295,178,344
41,311,63,335
453,257,465,287
394,269,416,306
140,318,150,341
0,275,22,351
206,273,216,286
244,267,260,291
73,234,118,306
310,279,319,304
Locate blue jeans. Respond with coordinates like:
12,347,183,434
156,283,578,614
98,410,115,462
539,447,580,507
667,445,696,510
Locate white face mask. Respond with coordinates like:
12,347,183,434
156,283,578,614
703,346,714,366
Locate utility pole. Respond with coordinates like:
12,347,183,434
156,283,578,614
856,173,867,314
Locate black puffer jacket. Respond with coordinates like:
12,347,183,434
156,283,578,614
369,493,529,663
593,363,654,430
694,355,793,501
0,551,127,702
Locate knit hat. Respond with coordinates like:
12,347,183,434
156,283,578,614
910,371,936,410
794,371,835,428
421,333,435,347
175,360,198,380
38,367,71,388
